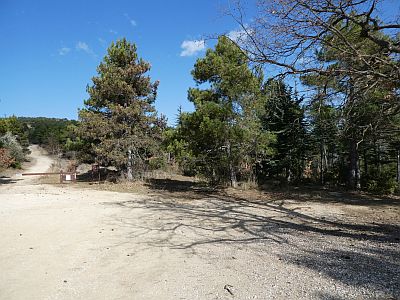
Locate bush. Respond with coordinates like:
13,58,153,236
0,132,25,168
0,148,15,168
363,166,398,194
147,156,167,170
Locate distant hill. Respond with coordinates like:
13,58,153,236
17,117,78,145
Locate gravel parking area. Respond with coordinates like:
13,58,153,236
0,147,399,299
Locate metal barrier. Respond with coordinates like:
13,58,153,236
21,171,79,183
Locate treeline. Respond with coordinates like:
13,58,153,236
18,117,78,147
165,37,400,193
73,36,399,194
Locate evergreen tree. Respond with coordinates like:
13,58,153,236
179,36,271,186
261,79,307,182
78,38,165,180
307,92,339,184
302,18,399,190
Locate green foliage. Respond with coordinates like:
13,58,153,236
0,116,24,136
0,116,30,154
0,132,25,168
78,38,166,179
299,16,400,191
260,80,307,182
176,36,272,185
18,117,77,146
363,165,398,194
147,156,167,171
305,92,339,183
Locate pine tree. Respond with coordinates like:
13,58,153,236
78,38,165,179
179,36,271,186
301,19,399,189
261,79,307,182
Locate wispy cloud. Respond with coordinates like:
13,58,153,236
58,47,71,56
76,41,96,57
124,13,137,27
98,37,106,46
227,27,251,45
180,40,206,57
109,29,118,35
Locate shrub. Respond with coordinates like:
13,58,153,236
0,148,15,168
148,156,167,170
363,166,398,194
0,132,25,168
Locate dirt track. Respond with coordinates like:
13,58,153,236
0,146,399,299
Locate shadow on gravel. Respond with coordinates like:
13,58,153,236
145,178,400,206
0,176,20,184
104,178,400,298
293,248,400,299
274,187,400,207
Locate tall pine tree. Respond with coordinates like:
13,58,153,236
179,36,271,186
78,38,165,180
261,79,307,182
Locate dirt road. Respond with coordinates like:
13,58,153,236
0,147,399,299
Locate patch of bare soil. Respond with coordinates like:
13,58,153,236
1,151,399,299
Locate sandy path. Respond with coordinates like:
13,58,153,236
0,148,399,299
23,145,54,175
6,145,55,185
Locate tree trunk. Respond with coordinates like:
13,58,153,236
323,145,328,174
348,139,360,190
363,148,368,177
229,162,238,188
320,142,324,185
127,149,133,181
397,149,400,189
286,166,292,183
226,141,237,188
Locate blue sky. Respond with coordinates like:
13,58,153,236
0,0,398,125
0,0,242,125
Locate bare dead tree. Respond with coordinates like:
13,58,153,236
226,0,399,91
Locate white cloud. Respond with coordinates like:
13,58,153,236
109,29,118,35
76,41,89,51
227,27,252,45
76,41,96,57
124,13,137,27
58,47,70,56
227,29,246,42
180,40,206,57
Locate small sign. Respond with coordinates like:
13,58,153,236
16,173,22,177
65,174,71,181
92,164,99,173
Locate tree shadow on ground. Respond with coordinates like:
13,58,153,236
146,178,400,206
76,169,118,184
274,185,400,207
0,176,21,184
144,178,215,193
285,247,400,299
104,178,400,298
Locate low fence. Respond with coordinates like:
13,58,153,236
21,171,79,183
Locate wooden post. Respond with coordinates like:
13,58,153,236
397,149,400,188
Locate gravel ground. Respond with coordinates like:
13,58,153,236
0,147,399,299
